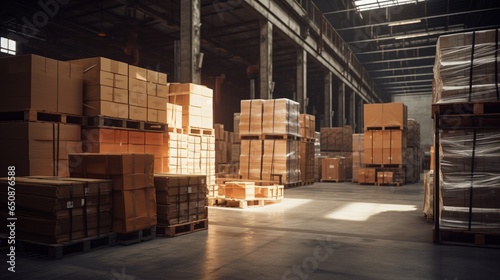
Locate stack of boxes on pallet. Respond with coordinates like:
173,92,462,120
0,177,112,244
299,114,316,185
214,124,239,179
319,126,353,182
314,132,321,182
219,181,284,208
362,103,408,186
351,133,364,183
0,55,84,176
0,54,215,247
154,174,208,237
69,154,157,240
431,29,500,236
239,99,301,186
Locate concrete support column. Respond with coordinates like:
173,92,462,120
337,83,345,127
297,48,307,113
324,71,333,127
359,98,365,132
260,20,273,99
357,97,364,133
351,92,356,132
180,0,201,84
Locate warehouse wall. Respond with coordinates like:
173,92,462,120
392,94,432,148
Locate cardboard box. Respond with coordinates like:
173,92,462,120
148,95,167,110
0,54,58,112
262,99,300,136
240,99,264,136
129,91,147,107
112,187,157,233
166,103,183,128
383,103,407,128
224,181,255,200
321,157,346,181
57,61,83,115
147,82,157,96
146,69,158,83
129,65,147,81
85,100,128,118
70,57,128,76
114,74,128,90
129,105,147,121
364,103,383,129
129,78,147,94
157,84,169,98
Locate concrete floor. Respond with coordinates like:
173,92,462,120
3,182,500,280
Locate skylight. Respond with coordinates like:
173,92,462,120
1,37,16,55
354,0,421,12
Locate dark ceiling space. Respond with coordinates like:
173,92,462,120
314,0,500,100
2,0,499,107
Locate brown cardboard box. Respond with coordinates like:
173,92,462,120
57,61,83,115
112,187,157,233
129,91,147,107
240,99,264,136
373,131,384,164
0,54,58,112
321,157,346,181
158,73,167,85
129,78,147,94
240,139,263,180
224,181,255,200
85,100,128,118
129,105,147,121
364,103,383,129
157,84,169,98
146,69,159,83
148,95,167,110
129,65,147,81
70,57,128,76
383,103,407,128
147,82,157,96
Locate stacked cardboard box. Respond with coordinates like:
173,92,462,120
0,122,82,177
168,83,213,129
166,102,183,130
240,139,263,181
0,55,84,177
314,132,321,181
239,99,301,185
154,174,207,226
363,103,408,185
433,29,500,103
201,135,216,186
162,132,188,174
352,134,364,183
320,126,353,180
81,128,164,174
216,163,240,179
214,123,239,179
68,153,157,234
0,177,112,244
321,157,346,182
0,54,83,115
239,100,264,136
144,67,168,123
224,182,255,200
299,114,316,184
358,168,377,184
433,29,500,233
70,57,129,119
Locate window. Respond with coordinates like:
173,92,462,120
1,37,16,55
354,0,421,12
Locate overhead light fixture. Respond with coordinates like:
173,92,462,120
395,32,430,40
388,19,422,27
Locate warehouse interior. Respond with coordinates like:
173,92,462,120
1,0,500,279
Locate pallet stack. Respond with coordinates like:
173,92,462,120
405,119,421,183
0,54,84,176
154,174,208,237
69,153,157,243
214,124,239,179
319,126,353,182
352,133,364,183
239,99,301,186
432,29,500,243
363,103,408,186
0,177,113,245
314,132,321,182
299,114,316,185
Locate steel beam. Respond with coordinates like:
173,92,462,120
297,48,307,113
180,0,201,83
260,20,273,99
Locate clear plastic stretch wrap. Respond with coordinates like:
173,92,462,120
438,129,500,231
263,99,300,136
433,28,500,104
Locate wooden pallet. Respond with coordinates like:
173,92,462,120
240,135,261,140
301,179,315,186
365,125,406,131
431,101,500,118
300,137,316,143
263,134,301,141
434,229,500,247
320,179,349,183
365,164,405,168
85,115,167,132
283,181,302,188
0,109,83,125
116,227,156,245
156,219,208,237
167,127,184,134
376,182,404,187
0,233,116,259
183,126,214,136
